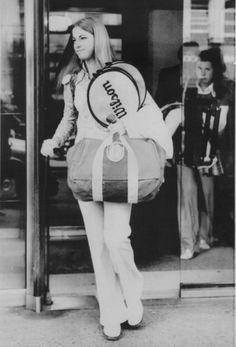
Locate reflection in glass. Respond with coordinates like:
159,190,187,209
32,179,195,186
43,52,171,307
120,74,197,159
157,0,234,282
0,0,26,289
179,0,235,281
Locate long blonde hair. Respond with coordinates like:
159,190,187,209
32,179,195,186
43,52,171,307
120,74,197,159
56,17,115,89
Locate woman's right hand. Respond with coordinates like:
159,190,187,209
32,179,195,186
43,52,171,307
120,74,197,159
40,139,58,157
108,118,126,135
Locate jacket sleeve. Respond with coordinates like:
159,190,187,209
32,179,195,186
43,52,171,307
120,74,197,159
218,79,235,133
122,92,173,158
52,75,78,147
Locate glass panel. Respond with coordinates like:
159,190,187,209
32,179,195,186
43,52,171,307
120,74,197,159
151,8,183,274
180,0,235,283
48,10,123,274
0,0,26,289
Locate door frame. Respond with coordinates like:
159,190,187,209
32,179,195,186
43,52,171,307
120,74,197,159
25,0,50,312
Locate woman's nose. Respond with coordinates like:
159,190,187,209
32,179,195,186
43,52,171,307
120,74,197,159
74,40,80,48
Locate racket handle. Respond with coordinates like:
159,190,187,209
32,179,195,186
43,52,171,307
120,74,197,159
106,114,117,124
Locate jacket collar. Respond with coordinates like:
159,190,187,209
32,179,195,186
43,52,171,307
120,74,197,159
196,83,216,97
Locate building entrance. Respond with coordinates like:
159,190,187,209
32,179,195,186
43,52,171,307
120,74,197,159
0,0,234,311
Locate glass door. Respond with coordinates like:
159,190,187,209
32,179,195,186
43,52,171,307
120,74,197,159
0,0,26,292
46,8,124,307
180,0,235,295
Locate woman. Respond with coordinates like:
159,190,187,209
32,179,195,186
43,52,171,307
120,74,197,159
165,47,232,260
41,17,173,340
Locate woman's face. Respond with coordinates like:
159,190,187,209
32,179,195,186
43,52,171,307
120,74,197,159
72,26,95,61
196,60,214,86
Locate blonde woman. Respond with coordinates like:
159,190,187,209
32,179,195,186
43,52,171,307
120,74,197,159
41,17,173,341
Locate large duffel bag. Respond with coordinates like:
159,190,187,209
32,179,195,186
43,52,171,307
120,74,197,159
66,133,166,203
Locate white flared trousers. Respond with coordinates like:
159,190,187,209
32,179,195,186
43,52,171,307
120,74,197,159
78,201,143,326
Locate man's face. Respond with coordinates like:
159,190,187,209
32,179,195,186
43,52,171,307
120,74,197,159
183,46,199,64
182,45,200,86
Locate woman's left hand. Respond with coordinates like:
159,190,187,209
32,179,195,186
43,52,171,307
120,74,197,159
108,118,126,135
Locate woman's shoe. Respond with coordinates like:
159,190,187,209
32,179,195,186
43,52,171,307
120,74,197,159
121,320,143,329
127,299,144,328
180,249,194,260
103,323,122,341
200,239,210,250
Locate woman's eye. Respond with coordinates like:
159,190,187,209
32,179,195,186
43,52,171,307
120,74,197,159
72,36,86,42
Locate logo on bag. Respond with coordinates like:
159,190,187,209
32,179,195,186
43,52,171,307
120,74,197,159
106,142,125,162
103,80,127,119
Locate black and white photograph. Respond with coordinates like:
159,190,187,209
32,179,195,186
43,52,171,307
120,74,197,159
0,0,235,346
